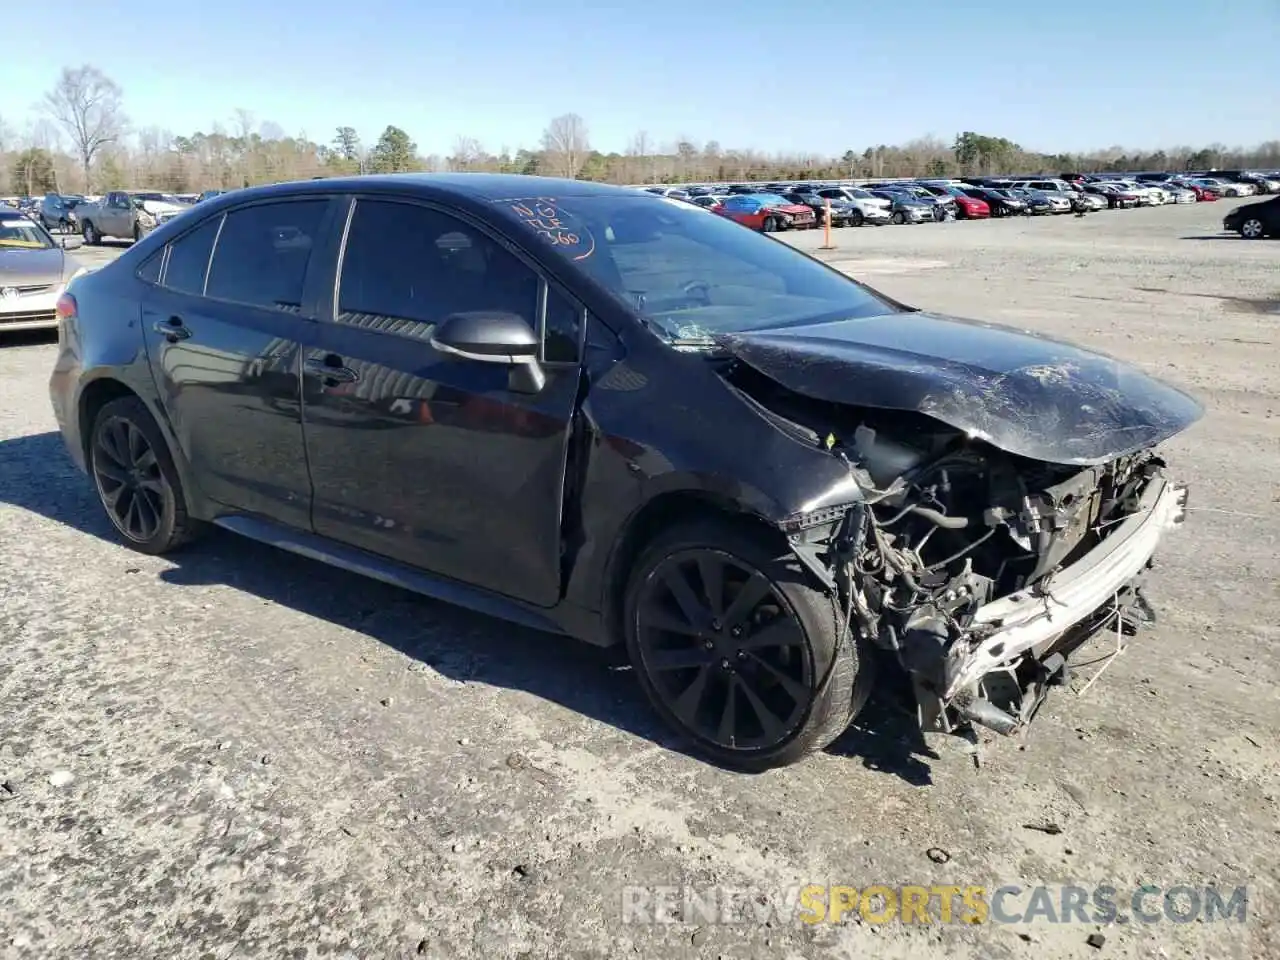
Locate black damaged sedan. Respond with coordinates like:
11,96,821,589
49,175,1202,770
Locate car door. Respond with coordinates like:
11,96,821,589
140,195,341,529
300,196,584,608
104,192,133,237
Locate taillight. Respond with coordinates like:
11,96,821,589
55,292,78,320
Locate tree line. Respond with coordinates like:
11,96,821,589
3,65,1278,196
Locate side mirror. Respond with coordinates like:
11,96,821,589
430,311,545,393
59,235,84,250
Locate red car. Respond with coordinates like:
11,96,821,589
922,183,990,219
713,193,816,232
1179,182,1220,202
952,193,990,219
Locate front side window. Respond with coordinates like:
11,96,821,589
493,193,901,342
337,199,539,340
205,200,327,311
163,215,222,295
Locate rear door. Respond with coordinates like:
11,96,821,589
140,196,340,529
300,196,584,607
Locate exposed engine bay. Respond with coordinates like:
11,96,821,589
722,360,1190,737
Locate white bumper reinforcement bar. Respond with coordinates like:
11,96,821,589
946,477,1188,700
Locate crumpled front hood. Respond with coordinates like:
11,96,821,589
139,200,186,215
717,311,1204,465
0,247,65,285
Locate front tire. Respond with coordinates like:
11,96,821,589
1240,218,1265,239
82,221,101,245
850,210,864,227
90,396,204,555
891,211,905,225
624,519,870,771
762,216,778,233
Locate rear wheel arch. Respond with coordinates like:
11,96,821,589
77,376,208,520
78,378,138,467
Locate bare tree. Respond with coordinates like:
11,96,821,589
541,114,589,179
449,136,484,171
43,66,125,190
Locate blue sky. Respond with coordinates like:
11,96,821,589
3,0,1276,158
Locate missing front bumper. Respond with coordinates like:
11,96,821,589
918,477,1189,735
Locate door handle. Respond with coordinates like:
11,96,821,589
304,354,359,384
153,316,191,341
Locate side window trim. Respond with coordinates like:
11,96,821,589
155,212,223,290
201,212,228,297
539,277,586,367
198,195,337,313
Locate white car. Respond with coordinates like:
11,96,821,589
0,211,87,333
1162,184,1198,204
1194,178,1254,198
816,187,894,224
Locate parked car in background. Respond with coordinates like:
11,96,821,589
75,192,159,244
869,189,935,224
1170,178,1220,202
879,184,955,220
46,173,1202,769
714,194,816,232
1222,195,1280,239
690,194,728,210
198,189,229,203
1203,171,1275,194
0,207,85,333
1082,183,1139,208
958,186,1026,217
38,194,86,232
917,183,990,219
814,187,893,225
1190,177,1254,198
1002,188,1056,215
783,189,866,227
1162,183,1198,204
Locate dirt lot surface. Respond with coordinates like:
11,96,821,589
1,202,1277,960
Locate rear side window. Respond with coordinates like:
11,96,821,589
137,250,164,285
205,200,327,312
162,216,221,295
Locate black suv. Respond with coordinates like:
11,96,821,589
49,174,1199,769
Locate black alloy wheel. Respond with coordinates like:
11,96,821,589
90,396,202,554
625,520,869,770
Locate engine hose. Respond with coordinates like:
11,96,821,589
907,505,970,529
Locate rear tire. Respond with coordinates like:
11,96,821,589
624,518,871,771
90,396,204,555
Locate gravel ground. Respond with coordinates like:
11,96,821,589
1,202,1277,960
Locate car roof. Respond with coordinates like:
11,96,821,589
198,173,636,205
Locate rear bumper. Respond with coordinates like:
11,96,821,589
924,476,1189,734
